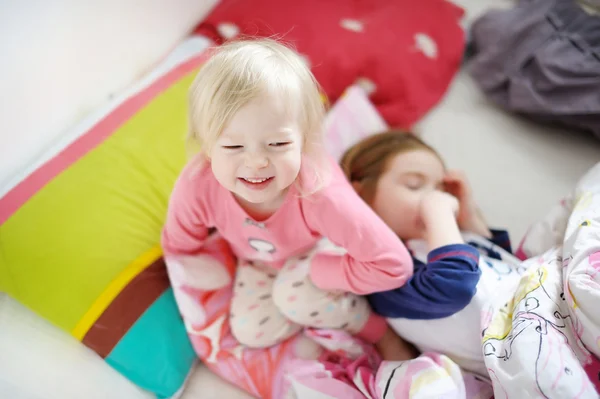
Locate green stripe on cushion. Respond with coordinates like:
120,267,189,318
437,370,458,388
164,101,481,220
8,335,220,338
106,288,196,398
0,70,198,332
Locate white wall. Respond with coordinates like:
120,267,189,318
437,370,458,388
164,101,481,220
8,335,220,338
0,0,218,193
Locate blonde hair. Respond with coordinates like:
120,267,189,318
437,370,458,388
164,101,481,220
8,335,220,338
187,38,328,194
340,130,443,204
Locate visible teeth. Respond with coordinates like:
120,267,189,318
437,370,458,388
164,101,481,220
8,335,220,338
244,177,268,183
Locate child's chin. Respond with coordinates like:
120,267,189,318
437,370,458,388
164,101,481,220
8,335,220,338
240,194,266,204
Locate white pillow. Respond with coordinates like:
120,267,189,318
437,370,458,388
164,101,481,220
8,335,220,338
0,0,218,194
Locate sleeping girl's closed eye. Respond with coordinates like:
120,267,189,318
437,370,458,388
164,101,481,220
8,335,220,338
401,174,425,190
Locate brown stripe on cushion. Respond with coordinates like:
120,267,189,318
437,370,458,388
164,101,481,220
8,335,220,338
82,257,170,358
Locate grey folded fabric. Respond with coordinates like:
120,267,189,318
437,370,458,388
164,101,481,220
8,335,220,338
468,0,600,139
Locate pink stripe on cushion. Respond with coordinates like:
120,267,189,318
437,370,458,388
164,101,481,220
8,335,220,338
0,53,207,225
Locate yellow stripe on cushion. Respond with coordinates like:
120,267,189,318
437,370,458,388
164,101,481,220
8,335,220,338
72,246,163,340
1,70,196,332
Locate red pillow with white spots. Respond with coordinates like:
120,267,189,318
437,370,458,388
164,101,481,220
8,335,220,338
195,0,465,128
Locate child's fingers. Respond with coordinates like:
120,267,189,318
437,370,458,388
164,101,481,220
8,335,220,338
444,171,471,198
444,170,468,186
443,180,462,197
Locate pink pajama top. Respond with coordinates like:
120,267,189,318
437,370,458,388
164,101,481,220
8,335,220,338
162,156,413,296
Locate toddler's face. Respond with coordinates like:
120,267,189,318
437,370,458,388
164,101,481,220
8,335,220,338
210,93,303,213
371,149,446,240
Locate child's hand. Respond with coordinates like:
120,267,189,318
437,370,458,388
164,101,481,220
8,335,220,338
420,190,459,225
443,170,491,238
419,191,463,250
442,170,474,228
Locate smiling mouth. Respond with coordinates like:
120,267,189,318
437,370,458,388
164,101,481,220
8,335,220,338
241,177,272,183
238,176,275,189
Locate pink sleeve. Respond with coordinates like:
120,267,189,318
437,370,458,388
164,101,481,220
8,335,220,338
161,164,210,256
303,163,413,295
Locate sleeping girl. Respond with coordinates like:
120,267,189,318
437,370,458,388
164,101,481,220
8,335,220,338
341,130,526,377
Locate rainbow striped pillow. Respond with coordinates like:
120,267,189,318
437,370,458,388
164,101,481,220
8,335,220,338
0,38,211,398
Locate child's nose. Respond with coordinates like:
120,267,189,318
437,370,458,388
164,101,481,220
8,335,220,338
420,186,438,199
245,151,269,169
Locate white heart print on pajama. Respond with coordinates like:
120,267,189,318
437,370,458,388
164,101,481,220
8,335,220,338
248,238,276,261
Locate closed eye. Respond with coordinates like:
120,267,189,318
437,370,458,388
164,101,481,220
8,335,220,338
405,183,423,191
222,145,243,150
400,173,426,190
269,142,291,147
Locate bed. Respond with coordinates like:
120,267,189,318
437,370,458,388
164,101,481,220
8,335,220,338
1,0,599,398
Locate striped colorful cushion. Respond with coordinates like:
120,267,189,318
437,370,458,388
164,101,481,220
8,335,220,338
0,38,211,398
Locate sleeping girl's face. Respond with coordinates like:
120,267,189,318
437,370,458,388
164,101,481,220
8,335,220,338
370,149,446,241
